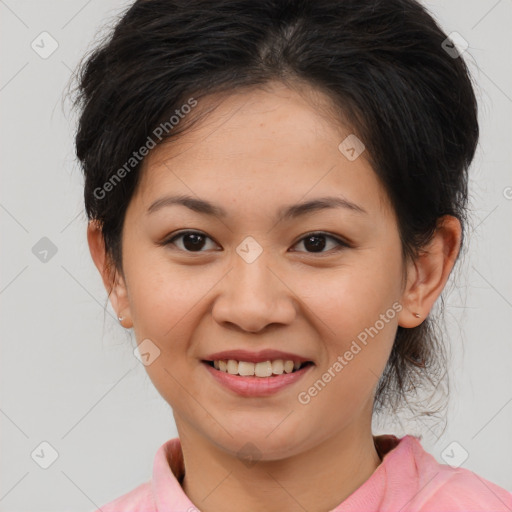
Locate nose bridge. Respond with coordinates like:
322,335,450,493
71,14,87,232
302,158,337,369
230,234,277,294
233,244,275,299
212,239,296,331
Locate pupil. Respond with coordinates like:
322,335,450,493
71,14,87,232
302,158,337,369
184,233,205,251
305,235,325,252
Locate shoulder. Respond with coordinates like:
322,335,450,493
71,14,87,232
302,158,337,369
403,436,512,511
418,467,512,511
92,481,154,512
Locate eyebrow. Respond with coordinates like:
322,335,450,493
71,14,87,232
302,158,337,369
146,194,367,220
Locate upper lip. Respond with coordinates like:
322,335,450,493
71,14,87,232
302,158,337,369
204,349,313,364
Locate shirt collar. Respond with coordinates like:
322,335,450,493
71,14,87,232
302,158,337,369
151,433,408,511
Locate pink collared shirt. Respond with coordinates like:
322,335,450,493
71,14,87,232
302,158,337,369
93,434,512,511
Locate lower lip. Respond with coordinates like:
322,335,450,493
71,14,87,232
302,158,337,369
202,361,314,397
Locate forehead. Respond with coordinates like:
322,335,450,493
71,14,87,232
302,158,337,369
132,83,393,220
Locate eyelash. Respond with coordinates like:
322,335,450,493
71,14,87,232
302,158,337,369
162,230,351,255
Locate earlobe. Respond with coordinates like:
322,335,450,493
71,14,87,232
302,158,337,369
398,215,461,328
109,270,132,328
397,257,424,328
87,220,132,327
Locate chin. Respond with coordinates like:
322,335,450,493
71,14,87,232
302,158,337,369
212,419,313,461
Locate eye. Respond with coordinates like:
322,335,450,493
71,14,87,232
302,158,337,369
164,230,219,252
291,232,350,254
162,230,350,254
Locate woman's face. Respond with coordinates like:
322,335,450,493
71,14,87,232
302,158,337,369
106,83,413,458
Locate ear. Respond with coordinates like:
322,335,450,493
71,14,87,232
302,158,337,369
398,215,461,328
87,220,132,328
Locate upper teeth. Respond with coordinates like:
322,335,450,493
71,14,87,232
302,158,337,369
213,359,302,377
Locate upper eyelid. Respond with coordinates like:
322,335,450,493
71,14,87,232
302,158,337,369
293,231,350,244
291,232,352,251
166,230,219,245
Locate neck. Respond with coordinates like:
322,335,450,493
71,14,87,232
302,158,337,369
178,422,382,512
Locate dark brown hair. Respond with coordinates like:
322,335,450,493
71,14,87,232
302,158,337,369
68,0,479,424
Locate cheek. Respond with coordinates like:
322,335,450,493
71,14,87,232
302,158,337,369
291,247,402,387
295,271,400,425
125,260,209,408
125,248,214,338
296,254,402,337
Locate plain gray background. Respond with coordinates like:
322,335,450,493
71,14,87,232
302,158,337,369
1,1,511,511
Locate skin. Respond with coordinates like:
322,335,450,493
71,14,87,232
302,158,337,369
88,81,461,512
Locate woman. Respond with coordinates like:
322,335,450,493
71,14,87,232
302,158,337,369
71,0,512,510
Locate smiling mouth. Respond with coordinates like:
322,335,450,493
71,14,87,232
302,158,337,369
203,359,314,378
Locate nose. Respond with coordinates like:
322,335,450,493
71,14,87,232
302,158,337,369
211,250,297,333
